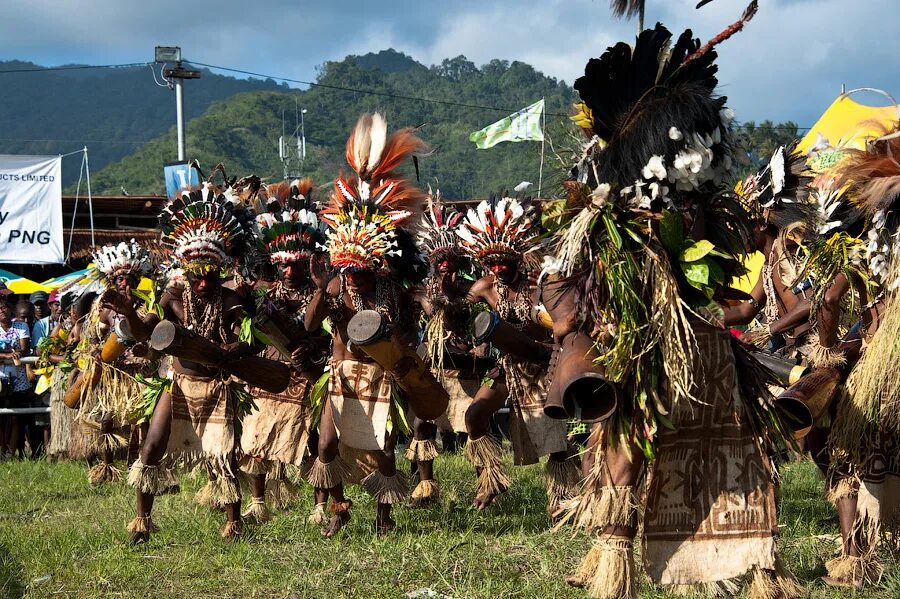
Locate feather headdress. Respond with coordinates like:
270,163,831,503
456,196,541,265
321,113,429,283
739,142,814,230
256,178,326,264
835,121,900,289
91,239,153,284
159,182,254,275
545,13,773,457
418,189,465,264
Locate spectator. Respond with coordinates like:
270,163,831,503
0,297,31,458
29,291,53,456
48,290,62,327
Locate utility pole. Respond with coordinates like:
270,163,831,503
155,46,200,161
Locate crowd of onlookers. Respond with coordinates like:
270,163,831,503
0,284,63,459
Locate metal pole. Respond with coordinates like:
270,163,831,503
175,76,185,161
300,109,307,162
84,147,95,247
537,98,545,198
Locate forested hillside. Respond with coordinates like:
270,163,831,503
0,60,287,184
3,50,800,199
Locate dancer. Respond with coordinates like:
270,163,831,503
456,196,579,514
409,194,492,504
304,112,430,535
801,123,900,588
547,17,799,598
239,178,331,525
68,241,156,485
106,186,258,542
724,143,815,352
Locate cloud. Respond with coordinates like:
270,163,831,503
1,0,896,127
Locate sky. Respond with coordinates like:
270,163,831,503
2,0,897,129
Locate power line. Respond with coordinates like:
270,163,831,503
0,137,151,144
188,60,576,118
0,58,814,130
0,62,152,74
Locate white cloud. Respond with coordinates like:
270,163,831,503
1,0,897,126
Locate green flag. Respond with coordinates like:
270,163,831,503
469,99,544,150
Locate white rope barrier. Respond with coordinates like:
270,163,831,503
0,407,50,415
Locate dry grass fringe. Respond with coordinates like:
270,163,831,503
848,294,900,437
465,436,511,497
825,553,884,586
650,256,700,407
405,438,440,463
88,461,122,485
555,485,639,533
410,478,440,502
544,457,582,513
126,515,159,534
305,456,351,489
826,475,859,505
361,471,408,504
308,502,328,525
667,579,740,597
195,477,241,509
803,336,847,370
749,556,803,599
241,498,272,524
128,459,173,496
266,476,300,509
584,535,636,599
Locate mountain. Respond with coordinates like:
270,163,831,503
0,60,288,184
89,50,577,199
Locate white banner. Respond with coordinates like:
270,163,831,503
0,155,64,264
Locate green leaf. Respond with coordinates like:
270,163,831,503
602,212,622,249
239,317,253,345
250,326,274,347
659,210,684,255
682,261,710,287
680,239,715,263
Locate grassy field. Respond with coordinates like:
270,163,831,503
0,452,897,598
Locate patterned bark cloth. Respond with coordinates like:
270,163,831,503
642,320,778,585
432,368,479,433
500,357,568,465
242,356,313,466
329,359,393,451
167,372,235,475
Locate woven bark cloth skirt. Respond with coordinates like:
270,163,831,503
642,320,778,585
328,359,394,452
500,357,568,465
166,372,235,475
432,368,479,433
241,367,312,466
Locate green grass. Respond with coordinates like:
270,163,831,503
0,454,897,598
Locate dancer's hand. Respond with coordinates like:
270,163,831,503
310,254,331,290
100,289,135,316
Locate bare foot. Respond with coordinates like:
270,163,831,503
128,529,150,544
219,520,243,542
472,491,500,511
375,516,396,535
565,574,586,589
322,500,352,538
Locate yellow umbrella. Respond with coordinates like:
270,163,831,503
732,251,765,294
797,92,898,155
5,279,52,294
